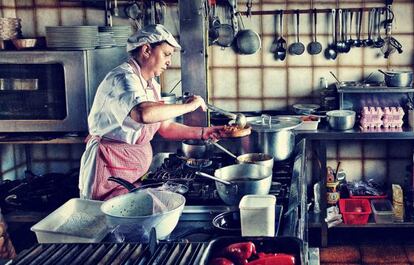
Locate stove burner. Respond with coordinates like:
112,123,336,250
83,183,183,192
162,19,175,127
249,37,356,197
185,158,213,168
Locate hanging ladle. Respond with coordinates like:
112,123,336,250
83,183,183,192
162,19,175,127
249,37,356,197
373,8,385,48
354,9,363,47
288,9,305,55
307,8,322,55
275,10,287,60
324,9,337,60
206,103,247,129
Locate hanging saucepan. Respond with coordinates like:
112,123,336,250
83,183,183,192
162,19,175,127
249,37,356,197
233,13,261,55
195,164,272,206
206,139,274,169
213,5,235,47
378,69,413,87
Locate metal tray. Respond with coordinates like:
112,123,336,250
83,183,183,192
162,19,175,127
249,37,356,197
31,198,109,243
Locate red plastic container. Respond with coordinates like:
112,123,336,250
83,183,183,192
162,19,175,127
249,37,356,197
339,199,371,225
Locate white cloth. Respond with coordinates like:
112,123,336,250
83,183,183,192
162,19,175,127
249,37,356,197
78,60,161,199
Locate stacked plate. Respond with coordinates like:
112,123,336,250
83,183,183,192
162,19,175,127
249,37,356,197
97,31,116,48
99,26,131,47
46,26,98,50
0,18,22,40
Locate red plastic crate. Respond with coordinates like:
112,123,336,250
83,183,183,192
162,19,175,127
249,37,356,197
339,199,371,225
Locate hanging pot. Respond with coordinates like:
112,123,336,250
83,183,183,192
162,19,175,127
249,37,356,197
237,115,302,161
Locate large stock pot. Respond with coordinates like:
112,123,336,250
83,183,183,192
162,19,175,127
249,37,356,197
238,115,302,161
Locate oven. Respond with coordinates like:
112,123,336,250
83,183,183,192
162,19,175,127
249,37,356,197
0,47,127,133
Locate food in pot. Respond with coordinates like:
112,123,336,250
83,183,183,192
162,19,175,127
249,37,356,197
220,125,252,138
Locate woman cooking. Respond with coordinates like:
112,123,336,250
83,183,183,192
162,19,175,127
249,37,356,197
79,24,224,201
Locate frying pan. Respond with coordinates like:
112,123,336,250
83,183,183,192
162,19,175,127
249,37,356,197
108,176,189,195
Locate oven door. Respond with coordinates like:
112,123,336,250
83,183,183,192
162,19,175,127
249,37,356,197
0,51,88,132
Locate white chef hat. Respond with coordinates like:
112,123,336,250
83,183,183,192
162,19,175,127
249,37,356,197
126,24,181,52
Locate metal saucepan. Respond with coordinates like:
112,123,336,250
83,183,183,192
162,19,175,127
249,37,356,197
181,139,213,159
101,178,186,240
195,164,272,206
378,69,413,87
207,139,274,169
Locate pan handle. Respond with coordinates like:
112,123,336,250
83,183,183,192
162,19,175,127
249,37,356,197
195,171,232,185
108,176,137,192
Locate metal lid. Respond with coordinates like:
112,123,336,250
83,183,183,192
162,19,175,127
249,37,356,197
249,114,302,132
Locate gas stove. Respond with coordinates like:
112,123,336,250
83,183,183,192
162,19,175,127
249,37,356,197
143,152,293,208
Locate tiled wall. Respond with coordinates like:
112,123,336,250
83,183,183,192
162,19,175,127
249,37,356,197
0,0,413,186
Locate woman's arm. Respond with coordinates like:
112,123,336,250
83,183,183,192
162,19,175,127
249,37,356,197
158,121,223,141
130,95,206,124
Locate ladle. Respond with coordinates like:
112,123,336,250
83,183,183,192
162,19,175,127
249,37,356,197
195,171,231,185
288,9,305,55
341,10,351,53
354,9,363,47
373,8,385,48
307,8,322,55
363,9,375,47
275,10,287,60
336,9,346,53
324,9,337,60
329,71,341,83
206,139,238,159
206,103,247,129
346,11,354,46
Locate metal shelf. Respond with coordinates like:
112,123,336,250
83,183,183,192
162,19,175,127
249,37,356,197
337,86,414,93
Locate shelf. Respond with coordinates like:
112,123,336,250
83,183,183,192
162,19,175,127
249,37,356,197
0,133,86,144
337,86,414,93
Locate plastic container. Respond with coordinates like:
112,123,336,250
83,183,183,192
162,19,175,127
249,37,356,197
295,116,320,130
31,198,109,243
371,199,394,224
239,195,276,236
339,198,371,225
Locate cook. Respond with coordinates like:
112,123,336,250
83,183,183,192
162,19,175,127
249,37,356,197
79,24,224,201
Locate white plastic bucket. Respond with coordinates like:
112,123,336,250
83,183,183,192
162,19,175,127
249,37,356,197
239,195,276,236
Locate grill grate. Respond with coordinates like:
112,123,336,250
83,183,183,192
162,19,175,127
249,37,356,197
10,242,208,265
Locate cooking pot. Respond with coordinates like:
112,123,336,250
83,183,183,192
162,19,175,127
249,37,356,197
195,164,272,206
181,139,213,159
326,110,356,130
101,177,186,240
238,115,302,161
378,69,413,87
208,139,274,169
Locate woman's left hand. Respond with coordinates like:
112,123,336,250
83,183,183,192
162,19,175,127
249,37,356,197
202,126,224,141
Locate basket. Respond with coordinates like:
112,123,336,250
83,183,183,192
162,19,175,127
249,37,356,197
339,199,371,225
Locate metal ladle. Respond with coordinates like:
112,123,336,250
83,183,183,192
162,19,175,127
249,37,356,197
206,103,247,129
307,8,322,55
324,9,337,60
275,10,287,60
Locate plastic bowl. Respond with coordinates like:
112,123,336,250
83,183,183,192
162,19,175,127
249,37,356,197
11,38,37,50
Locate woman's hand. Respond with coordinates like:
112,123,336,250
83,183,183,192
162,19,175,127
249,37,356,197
185,95,207,112
202,126,224,141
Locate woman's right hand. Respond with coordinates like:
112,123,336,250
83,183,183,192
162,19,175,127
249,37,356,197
185,95,207,112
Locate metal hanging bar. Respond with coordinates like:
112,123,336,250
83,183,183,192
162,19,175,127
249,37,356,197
238,7,387,16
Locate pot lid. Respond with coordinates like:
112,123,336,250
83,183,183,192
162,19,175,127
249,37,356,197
249,114,302,132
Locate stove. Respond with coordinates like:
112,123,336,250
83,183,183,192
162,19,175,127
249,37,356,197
143,152,293,208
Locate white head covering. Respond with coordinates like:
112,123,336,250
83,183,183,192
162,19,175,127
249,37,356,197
126,24,181,52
